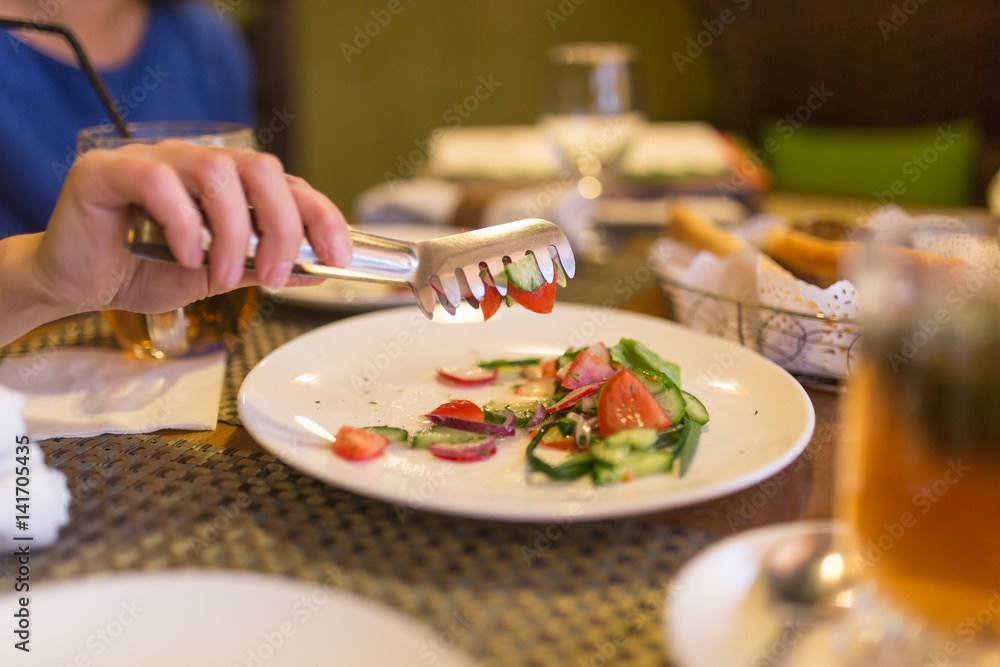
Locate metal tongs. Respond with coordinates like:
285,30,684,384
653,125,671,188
126,209,576,319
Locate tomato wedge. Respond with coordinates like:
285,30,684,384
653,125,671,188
480,282,504,321
332,425,390,460
506,279,556,314
596,368,671,436
427,399,485,422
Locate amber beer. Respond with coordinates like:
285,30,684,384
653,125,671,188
104,288,259,359
840,284,1000,639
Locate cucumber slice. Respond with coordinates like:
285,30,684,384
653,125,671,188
634,369,668,394
363,426,409,443
681,390,710,425
654,384,686,423
675,421,702,477
633,369,685,423
487,265,508,291
592,450,675,485
593,429,658,464
504,254,546,292
553,251,569,287
603,428,658,451
591,442,631,465
411,425,486,449
482,400,540,427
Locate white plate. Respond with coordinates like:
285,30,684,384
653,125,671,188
1,570,478,666
272,223,449,312
666,520,843,667
238,303,815,522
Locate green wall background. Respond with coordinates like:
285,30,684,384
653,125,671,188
288,1,720,212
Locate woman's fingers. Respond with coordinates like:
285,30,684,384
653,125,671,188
285,174,352,268
150,140,253,290
64,142,351,295
66,147,205,269
236,151,304,288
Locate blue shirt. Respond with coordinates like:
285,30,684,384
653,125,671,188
0,2,255,238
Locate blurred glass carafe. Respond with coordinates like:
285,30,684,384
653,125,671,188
539,43,645,258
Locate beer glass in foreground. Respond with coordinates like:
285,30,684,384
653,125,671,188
837,222,1000,665
76,121,260,359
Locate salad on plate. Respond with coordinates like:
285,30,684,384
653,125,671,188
331,337,710,486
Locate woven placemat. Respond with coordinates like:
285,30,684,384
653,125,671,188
0,299,337,428
0,312,118,358
15,433,716,667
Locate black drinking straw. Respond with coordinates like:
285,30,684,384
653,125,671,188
0,17,131,138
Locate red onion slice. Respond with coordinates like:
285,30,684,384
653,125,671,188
436,366,498,386
526,401,547,427
428,437,497,462
546,381,603,413
424,412,515,436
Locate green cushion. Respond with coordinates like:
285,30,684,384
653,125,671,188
757,119,982,206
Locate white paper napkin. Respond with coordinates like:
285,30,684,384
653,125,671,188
0,385,70,552
0,349,227,439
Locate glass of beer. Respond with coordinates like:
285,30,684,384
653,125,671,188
836,221,1000,665
76,121,261,359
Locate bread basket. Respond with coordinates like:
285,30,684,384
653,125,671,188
655,272,861,386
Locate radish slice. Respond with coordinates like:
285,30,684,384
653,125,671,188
424,412,515,436
436,366,498,386
428,437,497,462
546,381,603,413
560,349,616,390
588,342,612,365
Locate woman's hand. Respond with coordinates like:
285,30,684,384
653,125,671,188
0,142,352,345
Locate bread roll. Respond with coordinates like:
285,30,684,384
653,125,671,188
667,203,968,287
666,203,785,274
666,203,747,257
